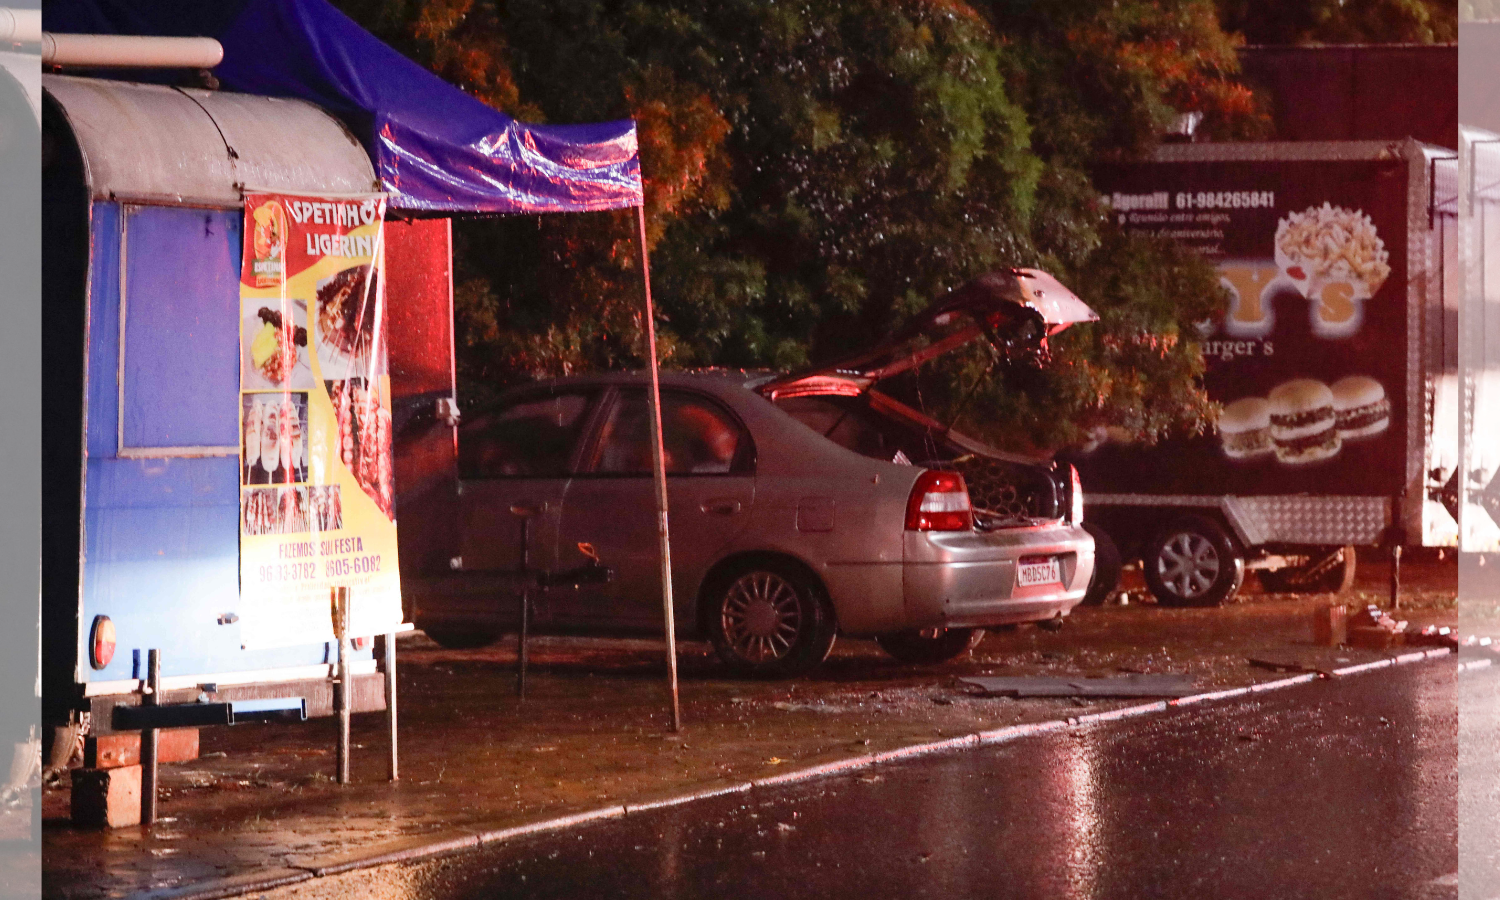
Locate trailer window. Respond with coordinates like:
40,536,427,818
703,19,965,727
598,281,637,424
118,205,242,456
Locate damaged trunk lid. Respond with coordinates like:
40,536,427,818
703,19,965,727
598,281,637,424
759,268,1097,400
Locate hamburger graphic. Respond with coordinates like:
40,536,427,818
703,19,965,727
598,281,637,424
1219,397,1274,461
1267,379,1341,465
1331,375,1390,439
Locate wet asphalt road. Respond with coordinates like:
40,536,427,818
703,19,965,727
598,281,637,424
283,659,1469,900
1461,658,1500,898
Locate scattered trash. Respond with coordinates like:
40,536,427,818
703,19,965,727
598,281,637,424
1347,604,1408,650
957,674,1197,698
1406,625,1458,650
1248,657,1334,678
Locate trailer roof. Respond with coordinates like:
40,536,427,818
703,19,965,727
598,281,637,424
1144,139,1454,165
44,74,377,207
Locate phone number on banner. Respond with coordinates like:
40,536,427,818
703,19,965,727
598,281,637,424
255,555,383,583
1176,191,1275,210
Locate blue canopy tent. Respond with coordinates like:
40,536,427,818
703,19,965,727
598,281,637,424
44,0,643,214
45,0,685,728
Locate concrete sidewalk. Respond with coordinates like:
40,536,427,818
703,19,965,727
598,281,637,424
42,565,1457,900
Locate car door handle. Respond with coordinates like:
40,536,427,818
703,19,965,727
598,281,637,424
701,499,742,516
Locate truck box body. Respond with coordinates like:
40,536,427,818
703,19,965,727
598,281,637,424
1079,140,1457,558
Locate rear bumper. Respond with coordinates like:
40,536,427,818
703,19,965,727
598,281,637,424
900,523,1095,629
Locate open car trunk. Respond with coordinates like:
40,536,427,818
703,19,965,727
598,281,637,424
759,269,1097,525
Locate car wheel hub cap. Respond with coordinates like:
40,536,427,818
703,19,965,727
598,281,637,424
1157,533,1219,599
722,571,802,663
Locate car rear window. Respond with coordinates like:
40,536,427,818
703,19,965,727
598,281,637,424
459,392,591,478
775,395,940,464
587,390,744,475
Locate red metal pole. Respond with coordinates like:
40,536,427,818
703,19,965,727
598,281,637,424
636,204,682,733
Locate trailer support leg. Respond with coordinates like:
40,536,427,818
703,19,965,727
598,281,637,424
516,589,530,700
383,631,398,782
140,649,160,826
1390,544,1402,611
336,588,351,785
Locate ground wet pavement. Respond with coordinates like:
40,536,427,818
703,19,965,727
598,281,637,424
260,658,1460,900
1459,658,1500,898
41,555,1457,899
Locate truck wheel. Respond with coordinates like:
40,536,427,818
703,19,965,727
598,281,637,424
707,561,837,677
420,623,503,649
1259,545,1357,595
876,627,985,665
1143,516,1245,608
1081,522,1122,606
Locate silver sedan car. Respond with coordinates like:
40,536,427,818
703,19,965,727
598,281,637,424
407,270,1097,676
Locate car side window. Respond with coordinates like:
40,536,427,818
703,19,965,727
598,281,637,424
458,392,591,478
588,390,745,475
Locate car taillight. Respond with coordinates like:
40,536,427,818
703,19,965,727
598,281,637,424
1069,464,1084,524
905,470,974,531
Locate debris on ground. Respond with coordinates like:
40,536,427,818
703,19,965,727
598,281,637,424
1247,657,1335,677
957,674,1198,698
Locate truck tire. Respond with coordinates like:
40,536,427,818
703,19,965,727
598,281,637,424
1259,545,1357,595
1081,522,1121,606
1143,516,1245,608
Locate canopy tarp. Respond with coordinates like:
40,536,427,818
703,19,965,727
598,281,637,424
44,0,644,214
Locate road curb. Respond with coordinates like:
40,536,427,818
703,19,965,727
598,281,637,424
149,647,1456,900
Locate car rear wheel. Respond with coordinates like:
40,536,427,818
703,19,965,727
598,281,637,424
876,627,985,665
707,562,837,677
1143,516,1245,608
1081,522,1122,606
420,623,503,650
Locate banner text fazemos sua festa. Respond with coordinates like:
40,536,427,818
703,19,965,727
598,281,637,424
237,191,403,649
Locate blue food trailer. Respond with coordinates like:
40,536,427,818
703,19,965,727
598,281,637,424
42,74,402,733
42,0,646,754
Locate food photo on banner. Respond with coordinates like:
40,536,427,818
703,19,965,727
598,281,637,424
237,190,402,649
1076,158,1408,497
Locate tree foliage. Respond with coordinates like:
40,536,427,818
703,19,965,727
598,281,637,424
1216,0,1457,45
337,0,1269,450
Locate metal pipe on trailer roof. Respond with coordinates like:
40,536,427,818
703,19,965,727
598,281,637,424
0,9,39,45
42,33,223,69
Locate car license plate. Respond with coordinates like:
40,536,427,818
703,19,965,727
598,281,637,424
1017,557,1061,587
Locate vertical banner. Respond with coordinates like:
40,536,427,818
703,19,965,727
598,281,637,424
238,191,402,648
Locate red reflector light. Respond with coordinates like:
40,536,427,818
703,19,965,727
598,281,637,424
89,615,116,670
905,470,974,531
